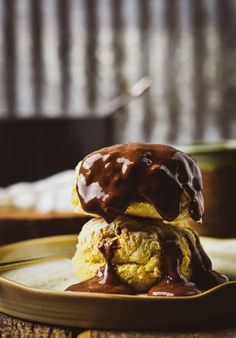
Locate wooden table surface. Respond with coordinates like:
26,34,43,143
1,313,236,338
1,215,235,337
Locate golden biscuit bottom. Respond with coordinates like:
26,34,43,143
72,216,195,292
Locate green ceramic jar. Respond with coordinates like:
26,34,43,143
179,142,236,238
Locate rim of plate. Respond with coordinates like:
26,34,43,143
0,234,235,301
1,274,235,302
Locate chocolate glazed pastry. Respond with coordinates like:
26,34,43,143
77,144,204,223
148,230,228,297
66,238,135,295
69,143,227,297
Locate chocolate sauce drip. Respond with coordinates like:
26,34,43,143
66,239,135,294
187,230,228,290
148,230,228,297
77,143,204,223
148,233,201,297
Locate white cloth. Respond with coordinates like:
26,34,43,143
0,171,74,213
201,237,236,278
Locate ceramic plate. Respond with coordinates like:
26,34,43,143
0,235,235,330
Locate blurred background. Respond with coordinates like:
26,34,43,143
0,0,236,239
1,0,236,140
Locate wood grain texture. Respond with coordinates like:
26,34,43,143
0,313,79,337
0,211,88,245
1,313,236,338
79,328,236,338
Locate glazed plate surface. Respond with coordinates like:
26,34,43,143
0,235,235,329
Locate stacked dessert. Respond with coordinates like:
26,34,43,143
66,143,227,296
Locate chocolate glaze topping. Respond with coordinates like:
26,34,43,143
66,238,135,294
148,229,228,297
77,143,204,223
